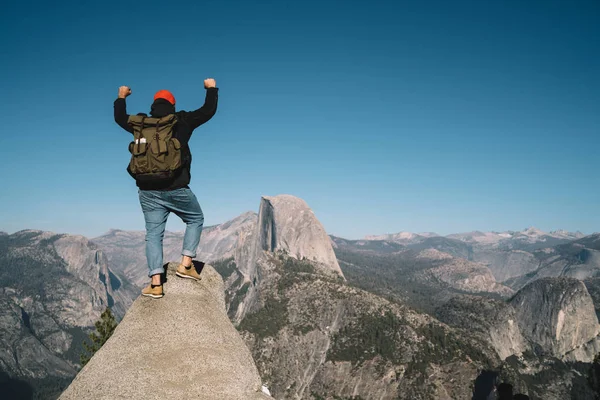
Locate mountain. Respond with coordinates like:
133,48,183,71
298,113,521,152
332,238,511,314
362,228,596,289
0,230,137,398
436,279,600,399
436,295,528,360
364,231,429,244
446,230,511,246
551,229,587,240
255,195,343,278
447,227,584,250
330,236,406,254
236,254,496,399
365,227,585,251
217,196,597,399
471,248,540,282
438,276,600,363
503,234,600,290
408,236,473,259
460,229,594,285
210,196,508,398
4,200,597,399
510,277,600,360
60,262,272,400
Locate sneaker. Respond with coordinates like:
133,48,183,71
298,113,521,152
142,284,164,299
175,263,201,281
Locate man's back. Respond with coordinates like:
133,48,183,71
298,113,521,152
114,83,219,190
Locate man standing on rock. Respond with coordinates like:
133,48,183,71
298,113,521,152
113,79,219,298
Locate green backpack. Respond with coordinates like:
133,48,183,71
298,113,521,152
127,114,182,184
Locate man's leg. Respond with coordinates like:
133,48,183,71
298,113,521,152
139,190,169,285
168,188,204,273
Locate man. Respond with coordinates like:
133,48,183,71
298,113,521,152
114,79,219,298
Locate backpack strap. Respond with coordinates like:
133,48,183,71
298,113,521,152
136,117,145,154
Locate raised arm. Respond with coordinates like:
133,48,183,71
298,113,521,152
113,86,133,134
181,78,219,131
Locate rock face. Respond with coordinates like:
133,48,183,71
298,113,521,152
59,263,272,400
472,249,540,282
229,195,346,324
506,235,600,290
437,295,528,360
332,241,512,314
233,253,493,400
0,293,75,379
0,231,136,379
52,234,135,322
257,195,343,278
202,211,258,263
416,249,513,296
510,277,600,359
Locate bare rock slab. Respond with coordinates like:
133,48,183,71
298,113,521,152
60,262,272,400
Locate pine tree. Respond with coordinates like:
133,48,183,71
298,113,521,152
80,307,118,366
589,353,600,399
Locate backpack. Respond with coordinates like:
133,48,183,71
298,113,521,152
126,114,182,184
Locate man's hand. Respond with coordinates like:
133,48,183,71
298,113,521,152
118,86,132,99
204,78,216,89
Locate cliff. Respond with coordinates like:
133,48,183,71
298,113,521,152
510,277,600,359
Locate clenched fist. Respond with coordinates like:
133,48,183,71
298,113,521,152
118,86,132,98
204,78,216,89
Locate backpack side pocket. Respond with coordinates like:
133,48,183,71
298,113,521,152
169,138,182,171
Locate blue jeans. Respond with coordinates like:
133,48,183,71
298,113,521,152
138,188,204,277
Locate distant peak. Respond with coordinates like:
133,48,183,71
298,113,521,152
257,194,344,278
549,229,585,239
364,231,417,240
418,232,440,237
261,194,311,209
522,227,545,235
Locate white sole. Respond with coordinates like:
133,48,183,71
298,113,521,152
176,271,201,281
142,293,164,299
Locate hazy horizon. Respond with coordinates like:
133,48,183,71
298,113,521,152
1,201,593,241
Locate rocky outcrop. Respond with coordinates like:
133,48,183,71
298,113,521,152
436,295,528,360
417,250,513,296
510,277,600,359
0,230,136,385
0,293,75,379
257,195,344,278
472,249,540,282
52,234,135,323
60,263,272,400
204,211,258,264
235,252,494,400
229,195,347,324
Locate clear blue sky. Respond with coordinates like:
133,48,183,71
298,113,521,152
1,0,598,239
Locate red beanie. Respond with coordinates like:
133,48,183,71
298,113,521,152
154,90,176,105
